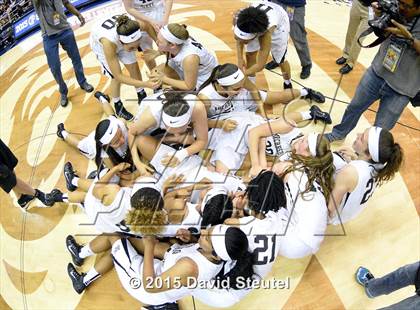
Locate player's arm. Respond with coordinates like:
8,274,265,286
248,118,294,171
143,236,198,293
236,39,245,70
245,31,272,76
102,39,150,88
162,55,200,90
162,0,174,25
244,78,266,115
328,165,358,218
122,0,155,24
185,100,209,155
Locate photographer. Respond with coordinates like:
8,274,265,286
326,0,420,143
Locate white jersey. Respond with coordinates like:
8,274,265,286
265,126,301,157
281,170,328,256
238,211,283,278
167,38,218,89
251,1,289,34
132,0,164,13
84,183,132,234
329,160,377,225
90,15,125,55
199,84,259,119
112,241,222,305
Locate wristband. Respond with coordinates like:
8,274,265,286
174,148,189,162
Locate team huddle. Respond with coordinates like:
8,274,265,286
33,0,405,308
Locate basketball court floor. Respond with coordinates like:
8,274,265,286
0,0,419,309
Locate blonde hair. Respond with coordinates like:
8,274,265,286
167,23,189,42
284,135,335,201
125,209,167,235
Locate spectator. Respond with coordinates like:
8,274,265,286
265,0,313,79
32,0,93,107
355,262,420,308
0,139,55,209
335,0,371,74
325,0,420,142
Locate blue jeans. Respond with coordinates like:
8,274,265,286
42,28,86,96
328,66,410,140
366,262,420,309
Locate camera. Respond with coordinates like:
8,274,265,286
368,0,402,36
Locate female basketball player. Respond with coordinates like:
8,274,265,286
66,225,254,306
328,127,403,225
193,171,287,307
198,63,329,131
90,14,160,121
123,0,173,68
145,23,218,90
234,1,292,88
128,91,208,174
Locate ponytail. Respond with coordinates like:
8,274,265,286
374,130,404,186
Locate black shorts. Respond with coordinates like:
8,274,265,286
0,139,18,193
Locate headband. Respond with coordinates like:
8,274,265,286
217,68,245,86
131,176,162,197
161,94,195,128
233,24,257,41
307,132,319,157
119,29,142,44
99,117,119,145
210,224,231,261
159,25,186,45
368,126,382,163
200,187,227,213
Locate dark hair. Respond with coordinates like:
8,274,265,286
201,194,233,228
116,15,140,36
94,118,132,170
246,170,286,214
198,63,240,91
162,91,191,117
236,7,269,34
374,129,404,186
215,227,254,289
126,187,166,234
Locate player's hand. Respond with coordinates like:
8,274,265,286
161,154,180,167
222,119,238,132
77,13,86,26
143,235,158,246
176,228,192,243
143,49,161,62
249,165,264,178
163,174,185,191
144,79,161,90
113,162,131,173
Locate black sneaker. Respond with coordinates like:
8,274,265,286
57,123,65,140
339,64,353,74
265,60,279,70
49,189,65,203
303,88,325,104
310,105,332,124
300,64,312,79
335,56,347,65
137,89,147,105
80,82,94,93
67,263,86,294
114,101,134,121
283,82,293,89
64,162,79,192
87,170,97,180
17,194,34,210
66,235,84,266
94,91,110,103
34,189,55,207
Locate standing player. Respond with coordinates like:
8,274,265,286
146,23,218,90
123,0,173,69
328,127,403,225
234,1,292,88
90,14,159,121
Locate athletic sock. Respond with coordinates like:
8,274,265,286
79,244,94,259
62,193,69,203
83,267,101,286
71,177,79,187
135,87,144,93
248,76,256,83
300,88,309,97
300,111,312,121
61,130,69,139
284,79,291,85
112,97,121,104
